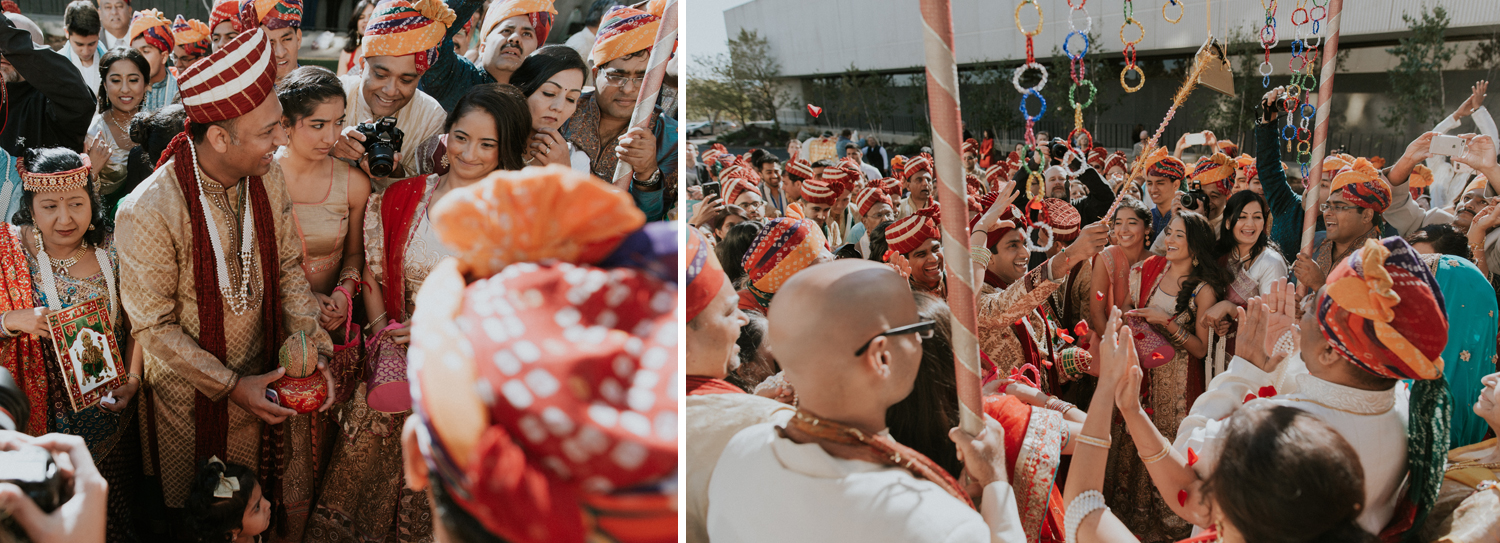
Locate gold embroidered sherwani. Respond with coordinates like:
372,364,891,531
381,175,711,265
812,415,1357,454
116,159,333,508
977,260,1064,392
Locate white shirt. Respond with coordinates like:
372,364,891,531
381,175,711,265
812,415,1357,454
100,28,129,51
1241,249,1288,295
708,422,1027,543
686,394,794,543
859,162,882,183
1430,107,1499,208
566,28,596,65
61,42,103,92
1174,354,1408,535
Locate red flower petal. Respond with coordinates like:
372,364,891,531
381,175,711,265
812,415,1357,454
1029,200,1045,211
1244,393,1257,403
1257,386,1277,398
1135,333,1146,341
1178,489,1189,507
1015,319,1025,327
1075,322,1091,336
1095,291,1105,300
1061,335,1075,344
1151,352,1165,360
806,104,822,118
1187,448,1199,467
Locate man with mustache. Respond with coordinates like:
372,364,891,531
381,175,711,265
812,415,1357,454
0,12,95,221
420,0,556,111
331,0,451,189
1292,158,1391,292
560,5,676,222
115,27,334,535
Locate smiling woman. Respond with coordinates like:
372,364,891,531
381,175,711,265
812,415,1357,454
85,47,148,203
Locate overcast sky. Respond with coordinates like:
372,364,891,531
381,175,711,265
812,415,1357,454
688,0,754,64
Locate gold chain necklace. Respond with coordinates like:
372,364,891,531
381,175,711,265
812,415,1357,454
32,227,88,274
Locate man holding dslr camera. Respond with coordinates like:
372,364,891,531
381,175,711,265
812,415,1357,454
331,0,450,190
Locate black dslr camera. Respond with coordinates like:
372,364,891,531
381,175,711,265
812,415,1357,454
354,117,405,178
1178,181,1209,213
0,445,64,513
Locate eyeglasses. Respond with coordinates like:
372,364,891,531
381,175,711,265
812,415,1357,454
1319,202,1360,213
601,70,645,90
854,320,936,356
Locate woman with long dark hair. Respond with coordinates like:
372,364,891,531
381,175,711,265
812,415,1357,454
1110,210,1227,541
84,47,149,204
0,147,142,542
337,0,375,76
309,85,530,541
1202,190,1286,379
1089,197,1152,335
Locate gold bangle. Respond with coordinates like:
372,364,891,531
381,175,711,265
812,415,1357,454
1140,442,1173,464
1075,433,1111,449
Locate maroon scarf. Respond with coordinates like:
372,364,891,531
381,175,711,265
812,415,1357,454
159,130,286,522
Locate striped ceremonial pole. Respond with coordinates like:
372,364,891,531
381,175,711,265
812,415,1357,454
919,0,982,436
1300,0,1343,256
610,0,677,187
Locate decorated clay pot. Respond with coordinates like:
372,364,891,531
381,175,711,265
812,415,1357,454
279,331,317,378
270,372,327,414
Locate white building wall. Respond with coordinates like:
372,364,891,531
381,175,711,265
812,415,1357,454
724,0,1500,78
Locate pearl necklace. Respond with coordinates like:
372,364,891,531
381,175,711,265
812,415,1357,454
33,228,117,325
188,140,257,315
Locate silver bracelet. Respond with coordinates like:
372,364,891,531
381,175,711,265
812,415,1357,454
1064,490,1110,543
0,311,18,338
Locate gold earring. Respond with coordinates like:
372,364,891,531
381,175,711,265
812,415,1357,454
88,224,95,231
440,154,450,170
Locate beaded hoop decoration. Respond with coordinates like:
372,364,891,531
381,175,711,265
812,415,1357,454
17,155,92,193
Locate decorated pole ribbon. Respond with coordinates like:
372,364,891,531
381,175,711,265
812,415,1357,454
919,0,982,437
609,0,677,187
1300,0,1342,256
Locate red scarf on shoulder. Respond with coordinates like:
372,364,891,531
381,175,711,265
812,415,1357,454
378,176,430,321
0,225,46,434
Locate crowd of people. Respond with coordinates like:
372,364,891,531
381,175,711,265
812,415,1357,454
686,80,1500,542
0,0,678,541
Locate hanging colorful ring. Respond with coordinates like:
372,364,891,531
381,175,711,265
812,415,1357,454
1015,0,1044,37
1121,64,1145,93
1162,0,1183,24
1012,62,1049,94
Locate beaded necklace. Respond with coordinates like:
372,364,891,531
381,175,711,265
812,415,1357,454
188,140,257,315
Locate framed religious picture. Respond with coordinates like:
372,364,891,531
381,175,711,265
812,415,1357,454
45,298,125,412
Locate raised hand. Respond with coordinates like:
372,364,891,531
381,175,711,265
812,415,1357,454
1261,279,1300,373
1455,80,1489,119
1235,295,1268,369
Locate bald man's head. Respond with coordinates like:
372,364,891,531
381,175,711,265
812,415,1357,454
769,259,924,432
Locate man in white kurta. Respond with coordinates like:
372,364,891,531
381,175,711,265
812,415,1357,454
1174,352,1407,535
705,259,1026,543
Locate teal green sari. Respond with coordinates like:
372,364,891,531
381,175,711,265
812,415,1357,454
1426,254,1498,448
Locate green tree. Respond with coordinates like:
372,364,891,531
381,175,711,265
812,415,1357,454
1382,5,1457,131
687,30,792,129
686,56,751,125
1464,28,1500,83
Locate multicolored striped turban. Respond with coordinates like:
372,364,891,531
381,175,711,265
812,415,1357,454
1331,158,1392,213
480,0,556,46
363,0,455,73
887,205,941,255
1319,236,1447,380
590,5,659,68
1216,140,1238,157
688,228,728,322
854,187,892,217
178,27,277,123
741,218,831,308
890,155,907,176
1141,147,1186,182
129,9,174,53
903,152,934,180
785,158,814,182
1409,163,1434,189
1190,152,1236,193
171,16,212,59
238,0,302,30
210,0,243,33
